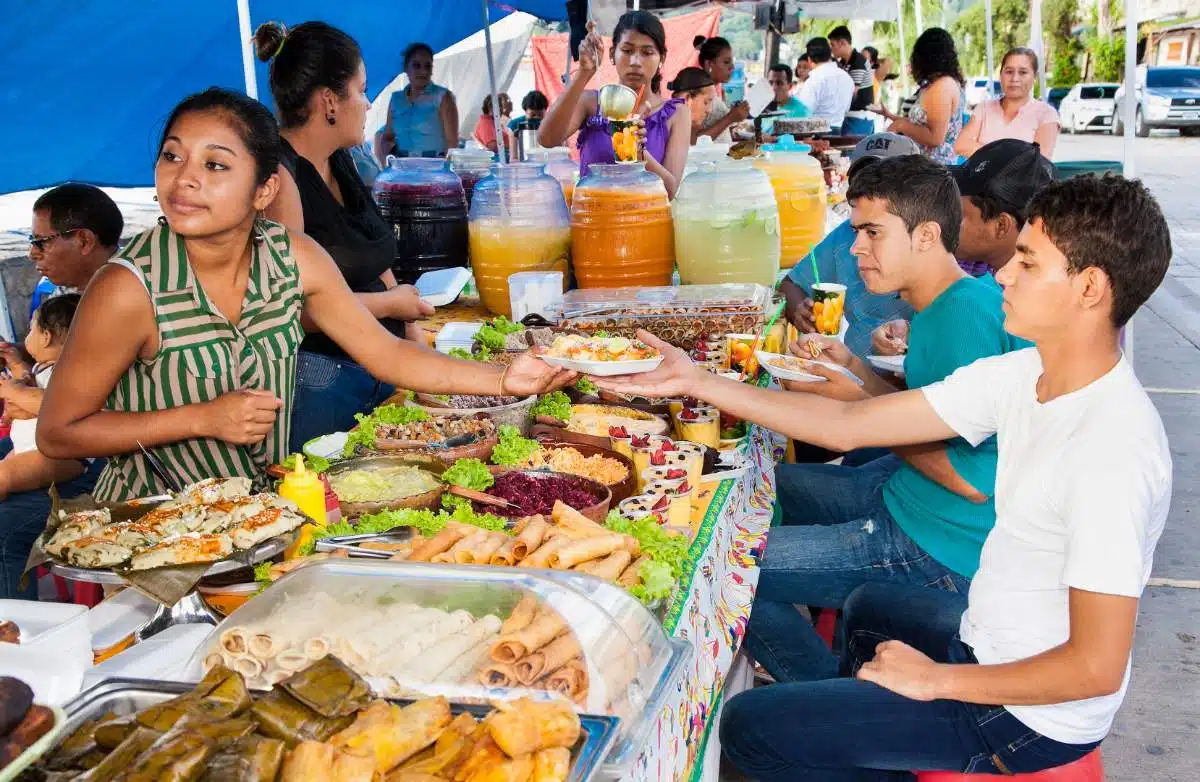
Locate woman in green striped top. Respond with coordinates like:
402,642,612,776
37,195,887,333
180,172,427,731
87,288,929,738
36,89,574,502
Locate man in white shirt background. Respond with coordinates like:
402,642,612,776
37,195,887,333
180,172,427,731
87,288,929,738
592,173,1173,779
797,37,855,134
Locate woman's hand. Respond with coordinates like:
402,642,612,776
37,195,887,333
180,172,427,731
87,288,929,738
198,390,283,446
0,344,30,379
869,103,898,122
578,22,604,76
871,320,910,356
503,352,577,396
728,101,751,122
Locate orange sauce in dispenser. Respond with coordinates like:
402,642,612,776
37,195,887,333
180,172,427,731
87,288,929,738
469,223,570,316
571,163,675,289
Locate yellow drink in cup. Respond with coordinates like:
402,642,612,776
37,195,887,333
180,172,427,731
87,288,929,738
812,283,847,337
671,442,706,487
618,494,672,526
608,425,634,460
643,480,694,531
676,408,720,449
632,434,673,491
641,465,689,492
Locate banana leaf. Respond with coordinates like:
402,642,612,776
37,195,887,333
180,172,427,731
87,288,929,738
114,728,213,782
74,726,161,781
278,655,371,718
201,735,286,782
250,689,354,748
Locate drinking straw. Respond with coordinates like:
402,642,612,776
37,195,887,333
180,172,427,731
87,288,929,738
808,247,820,287
737,298,787,382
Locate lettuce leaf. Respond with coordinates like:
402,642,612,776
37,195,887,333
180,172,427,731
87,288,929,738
605,510,689,605
573,377,598,395
490,425,541,466
631,559,675,603
280,452,330,474
442,458,495,491
342,403,428,456
530,391,572,423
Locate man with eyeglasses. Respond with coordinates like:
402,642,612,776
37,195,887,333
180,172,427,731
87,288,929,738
0,183,121,599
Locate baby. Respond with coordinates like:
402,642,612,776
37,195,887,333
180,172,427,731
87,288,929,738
0,294,83,498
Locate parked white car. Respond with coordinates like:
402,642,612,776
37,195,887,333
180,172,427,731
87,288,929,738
965,77,1001,109
1059,83,1119,133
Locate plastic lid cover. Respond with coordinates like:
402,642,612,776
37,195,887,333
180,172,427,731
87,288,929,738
760,134,812,154
687,136,731,164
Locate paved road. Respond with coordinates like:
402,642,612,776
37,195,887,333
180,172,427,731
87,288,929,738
1055,131,1200,782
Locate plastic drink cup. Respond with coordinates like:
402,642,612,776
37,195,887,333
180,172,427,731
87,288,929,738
812,283,847,337
632,434,673,491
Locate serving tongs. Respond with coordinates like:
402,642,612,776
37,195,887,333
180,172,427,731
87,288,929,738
444,484,519,510
137,440,183,494
314,527,415,559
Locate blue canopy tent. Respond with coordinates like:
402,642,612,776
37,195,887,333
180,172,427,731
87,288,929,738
0,0,570,194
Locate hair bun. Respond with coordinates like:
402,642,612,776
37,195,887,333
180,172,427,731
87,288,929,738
253,21,288,63
693,35,707,50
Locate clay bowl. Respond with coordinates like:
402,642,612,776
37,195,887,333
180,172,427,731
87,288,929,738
482,468,612,523
533,440,637,503
325,455,446,519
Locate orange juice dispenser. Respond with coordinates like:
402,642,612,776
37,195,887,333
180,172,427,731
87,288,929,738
571,162,675,289
672,158,780,286
753,135,827,269
468,162,571,316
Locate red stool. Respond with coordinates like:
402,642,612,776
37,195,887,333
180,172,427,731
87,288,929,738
917,749,1104,781
815,608,838,649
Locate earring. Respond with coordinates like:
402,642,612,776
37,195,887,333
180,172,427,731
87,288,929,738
157,216,168,227
326,112,336,126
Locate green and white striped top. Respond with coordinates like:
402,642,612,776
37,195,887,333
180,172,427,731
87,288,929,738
92,219,304,502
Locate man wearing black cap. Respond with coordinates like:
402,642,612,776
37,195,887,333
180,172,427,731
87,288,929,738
873,139,1055,355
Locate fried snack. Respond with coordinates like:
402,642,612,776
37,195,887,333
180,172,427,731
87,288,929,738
440,530,488,564
617,555,647,589
549,501,606,535
478,661,519,688
499,596,538,636
487,699,581,757
0,621,18,644
490,537,521,567
582,550,632,581
331,697,451,773
532,747,571,782
515,634,582,685
470,533,507,565
513,515,548,558
516,536,568,569
393,712,477,777
543,660,588,703
548,533,625,569
489,610,566,664
279,740,375,782
464,752,535,782
453,734,507,781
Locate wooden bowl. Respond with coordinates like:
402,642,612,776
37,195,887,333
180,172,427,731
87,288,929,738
414,395,537,435
325,456,447,519
534,440,637,503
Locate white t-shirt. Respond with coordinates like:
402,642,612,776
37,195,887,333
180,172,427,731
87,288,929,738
797,61,855,128
9,363,55,454
922,348,1170,745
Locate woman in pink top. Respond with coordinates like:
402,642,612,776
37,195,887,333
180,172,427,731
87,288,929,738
956,48,1059,159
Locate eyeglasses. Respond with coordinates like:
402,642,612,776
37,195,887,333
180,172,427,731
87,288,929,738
28,229,80,252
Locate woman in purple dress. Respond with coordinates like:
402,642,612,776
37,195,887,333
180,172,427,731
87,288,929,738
537,11,690,198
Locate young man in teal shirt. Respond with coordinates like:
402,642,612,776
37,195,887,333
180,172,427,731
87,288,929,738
746,155,1029,682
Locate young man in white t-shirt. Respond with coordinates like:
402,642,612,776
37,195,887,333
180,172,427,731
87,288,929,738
593,174,1172,777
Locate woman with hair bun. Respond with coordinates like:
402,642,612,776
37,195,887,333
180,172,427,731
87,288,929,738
870,28,966,164
537,11,690,198
669,67,717,138
375,42,460,162
694,35,750,142
253,21,436,451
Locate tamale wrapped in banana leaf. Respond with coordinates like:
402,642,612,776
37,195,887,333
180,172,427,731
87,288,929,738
189,664,252,720
175,715,256,750
93,717,143,751
279,655,371,718
201,735,286,782
250,688,354,747
113,728,213,782
47,713,117,769
74,727,161,781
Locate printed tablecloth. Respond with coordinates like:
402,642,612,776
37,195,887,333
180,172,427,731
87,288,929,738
632,425,778,781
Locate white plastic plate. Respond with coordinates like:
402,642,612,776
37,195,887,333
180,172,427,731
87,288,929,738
303,431,349,461
868,354,906,375
755,350,844,383
542,355,664,377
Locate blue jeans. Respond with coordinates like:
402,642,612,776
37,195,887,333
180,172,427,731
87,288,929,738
289,351,396,454
750,456,970,681
0,457,106,599
721,583,1101,781
842,115,876,136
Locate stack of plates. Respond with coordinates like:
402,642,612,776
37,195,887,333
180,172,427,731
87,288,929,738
415,267,472,307
435,322,483,354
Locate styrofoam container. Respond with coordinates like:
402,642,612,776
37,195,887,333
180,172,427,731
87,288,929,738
87,588,159,654
415,267,472,307
82,623,214,689
0,643,85,706
0,599,91,669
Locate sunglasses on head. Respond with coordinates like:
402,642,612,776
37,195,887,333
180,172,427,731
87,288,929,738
29,228,80,252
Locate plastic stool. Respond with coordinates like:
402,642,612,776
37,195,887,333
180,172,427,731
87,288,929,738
815,608,838,649
917,749,1104,781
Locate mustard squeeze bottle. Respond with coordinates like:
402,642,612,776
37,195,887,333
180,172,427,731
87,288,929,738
280,455,326,560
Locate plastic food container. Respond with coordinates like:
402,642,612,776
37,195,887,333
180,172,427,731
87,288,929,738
373,157,469,284
509,270,565,323
753,135,827,269
447,146,496,208
559,283,771,351
0,599,91,671
571,163,674,289
186,560,690,778
673,158,780,286
469,162,571,316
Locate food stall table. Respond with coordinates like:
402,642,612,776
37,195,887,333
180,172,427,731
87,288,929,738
632,425,778,781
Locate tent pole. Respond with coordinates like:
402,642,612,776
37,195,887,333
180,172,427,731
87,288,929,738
984,0,995,99
481,0,507,163
915,0,924,36
236,0,257,99
1030,0,1046,98
897,0,909,95
1123,0,1138,368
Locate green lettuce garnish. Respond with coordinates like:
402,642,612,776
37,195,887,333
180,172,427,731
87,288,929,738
573,377,598,395
490,425,540,467
631,559,675,603
280,452,330,474
605,510,689,605
441,458,495,491
476,316,525,352
530,390,572,423
253,561,274,584
342,404,429,456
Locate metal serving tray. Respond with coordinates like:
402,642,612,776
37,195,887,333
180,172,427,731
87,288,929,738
55,679,620,782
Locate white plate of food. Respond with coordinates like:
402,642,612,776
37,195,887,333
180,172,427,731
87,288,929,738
304,431,349,462
543,334,664,377
756,350,858,384
868,354,906,375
